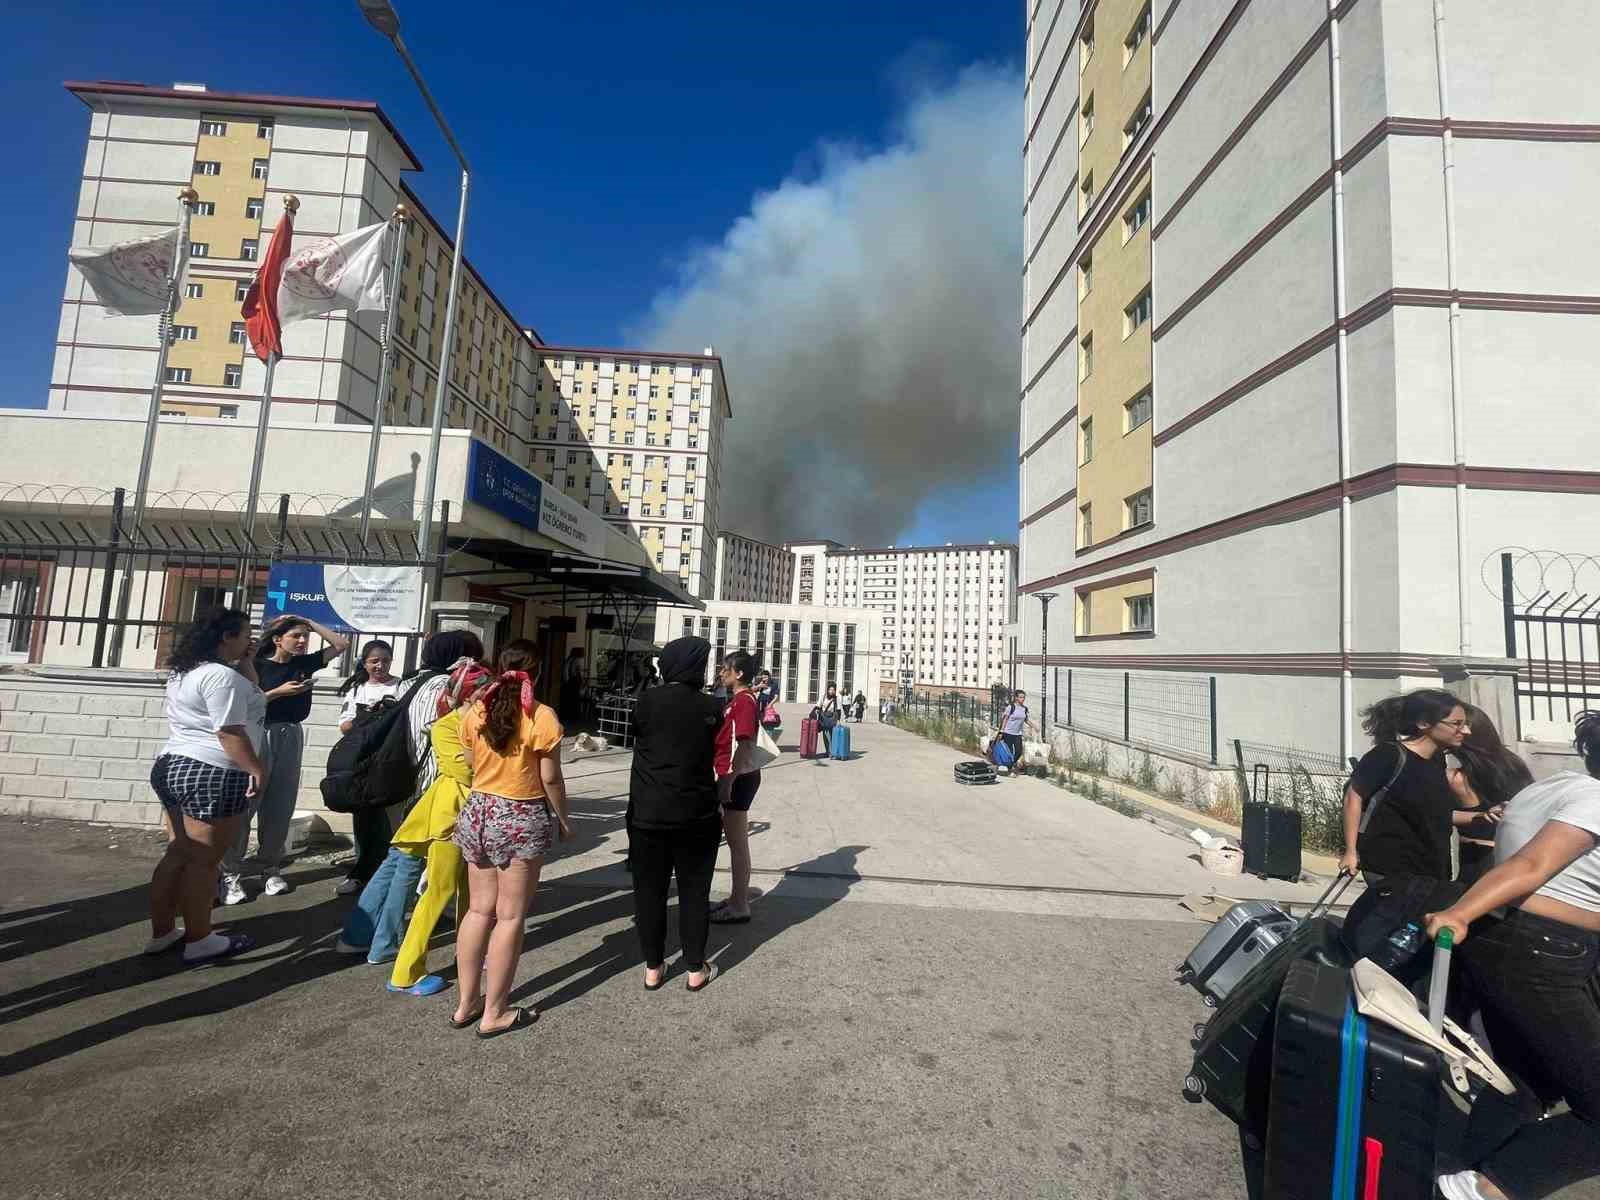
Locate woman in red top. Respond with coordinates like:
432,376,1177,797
710,651,761,926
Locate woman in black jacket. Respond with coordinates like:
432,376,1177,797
628,637,723,992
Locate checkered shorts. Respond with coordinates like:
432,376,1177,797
150,754,252,823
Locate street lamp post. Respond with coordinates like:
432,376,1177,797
1036,592,1057,733
357,0,470,636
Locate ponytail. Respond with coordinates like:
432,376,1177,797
481,639,542,755
1361,688,1461,744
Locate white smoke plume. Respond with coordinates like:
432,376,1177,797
631,62,1022,547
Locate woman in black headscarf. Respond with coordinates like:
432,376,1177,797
628,636,724,992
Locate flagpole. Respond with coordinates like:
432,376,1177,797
107,185,198,667
240,194,298,607
358,203,408,550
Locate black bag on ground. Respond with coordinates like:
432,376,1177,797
319,673,434,814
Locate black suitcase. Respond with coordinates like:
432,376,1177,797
1263,958,1528,1199
954,760,997,785
1242,800,1303,881
1183,869,1357,1142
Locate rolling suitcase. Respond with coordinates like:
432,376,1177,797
954,760,997,785
1178,900,1299,1007
1242,801,1303,881
1261,954,1525,1198
830,722,851,760
1183,873,1356,1143
800,719,820,759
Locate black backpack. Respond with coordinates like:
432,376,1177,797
319,673,436,814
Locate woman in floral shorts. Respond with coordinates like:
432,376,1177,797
453,639,571,1038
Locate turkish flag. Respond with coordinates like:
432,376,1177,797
242,208,294,362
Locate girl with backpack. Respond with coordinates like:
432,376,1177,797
335,640,401,895
451,640,572,1037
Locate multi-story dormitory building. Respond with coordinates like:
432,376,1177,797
49,80,729,599
1018,1,1600,762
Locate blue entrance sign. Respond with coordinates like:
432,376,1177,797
466,440,542,533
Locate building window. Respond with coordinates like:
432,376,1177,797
1126,594,1154,633
223,364,242,388
245,197,264,219
1124,190,1152,241
194,201,216,216
1078,334,1093,382
684,504,695,519
1080,94,1095,145
1125,488,1153,529
200,120,227,137
1079,172,1094,218
234,280,249,302
240,238,259,262
194,160,221,176
687,434,699,449
169,324,198,342
1077,254,1093,301
164,367,191,383
190,241,210,258
1124,4,1152,63
228,321,246,344
1080,18,1095,70
1125,389,1152,432
184,282,204,300
1124,287,1152,336
1078,503,1093,548
567,475,577,489
257,119,274,139
1123,94,1153,150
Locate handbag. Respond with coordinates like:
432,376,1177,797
743,723,780,773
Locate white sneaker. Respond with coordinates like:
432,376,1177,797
1437,1172,1500,1200
220,875,247,906
335,876,363,895
263,874,291,897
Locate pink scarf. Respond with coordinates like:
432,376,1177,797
480,669,535,719
436,658,493,718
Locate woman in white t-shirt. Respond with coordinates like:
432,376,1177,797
146,607,267,964
1428,710,1600,1200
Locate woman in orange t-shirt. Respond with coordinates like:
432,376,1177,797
452,639,571,1038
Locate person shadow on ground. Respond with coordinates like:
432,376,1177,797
707,844,868,980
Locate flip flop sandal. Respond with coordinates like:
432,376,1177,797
476,1007,538,1039
687,963,719,993
449,1004,486,1029
185,933,256,966
644,966,669,991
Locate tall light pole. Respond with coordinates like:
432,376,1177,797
1036,592,1057,732
358,0,470,611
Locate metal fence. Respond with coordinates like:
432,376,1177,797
895,688,1006,729
1499,550,1600,728
0,486,444,670
1051,666,1218,763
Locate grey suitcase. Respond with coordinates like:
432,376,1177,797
1177,900,1294,1006
1202,912,1298,1004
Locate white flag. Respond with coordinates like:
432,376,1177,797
68,228,185,317
277,222,390,327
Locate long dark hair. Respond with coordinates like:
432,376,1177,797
1576,710,1600,777
1361,688,1462,744
415,629,485,677
482,639,542,755
168,606,247,677
1452,703,1533,807
724,650,758,687
338,639,394,697
256,615,310,660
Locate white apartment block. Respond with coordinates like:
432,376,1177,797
655,600,881,708
1019,1,1600,760
713,531,794,603
48,81,726,595
531,347,730,599
790,541,1018,694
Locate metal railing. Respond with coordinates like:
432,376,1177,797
895,688,1006,729
1051,666,1218,763
1498,550,1600,727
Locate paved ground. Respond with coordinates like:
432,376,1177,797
0,721,1529,1199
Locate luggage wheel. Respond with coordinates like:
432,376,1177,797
1181,1074,1206,1103
1193,1022,1209,1042
1202,993,1218,1009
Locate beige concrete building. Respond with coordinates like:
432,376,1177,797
1019,1,1600,761
713,531,793,603
50,80,728,597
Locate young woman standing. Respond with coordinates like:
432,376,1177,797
334,639,402,894
1447,703,1533,886
451,640,571,1038
220,613,349,904
710,651,762,933
147,607,265,963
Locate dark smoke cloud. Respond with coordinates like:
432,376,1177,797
630,63,1021,547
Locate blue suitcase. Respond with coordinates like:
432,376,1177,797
829,722,851,760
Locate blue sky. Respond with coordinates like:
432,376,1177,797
3,1,1022,547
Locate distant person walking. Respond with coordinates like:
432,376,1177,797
221,613,349,904
335,640,401,895
146,607,265,963
853,691,866,722
451,639,571,1038
815,684,841,744
711,651,763,930
628,636,724,992
996,690,1029,776
559,647,586,727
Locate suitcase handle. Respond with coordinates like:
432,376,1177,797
1295,868,1357,919
1428,928,1453,1035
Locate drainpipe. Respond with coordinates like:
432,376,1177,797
1433,0,1471,661
1327,0,1354,760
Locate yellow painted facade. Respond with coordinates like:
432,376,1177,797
1073,0,1156,635
189,114,269,264
165,274,247,387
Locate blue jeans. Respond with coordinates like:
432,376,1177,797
341,847,424,962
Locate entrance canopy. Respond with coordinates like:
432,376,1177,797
444,536,701,609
